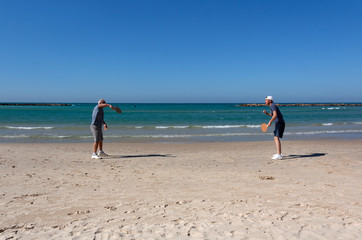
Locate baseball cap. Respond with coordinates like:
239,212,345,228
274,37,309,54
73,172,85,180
265,96,273,101
98,99,106,104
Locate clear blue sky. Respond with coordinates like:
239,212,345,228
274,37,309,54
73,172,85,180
1,0,361,103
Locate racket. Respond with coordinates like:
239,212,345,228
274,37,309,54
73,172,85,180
114,106,122,113
261,123,268,132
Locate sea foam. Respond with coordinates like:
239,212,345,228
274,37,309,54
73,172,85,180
6,126,54,130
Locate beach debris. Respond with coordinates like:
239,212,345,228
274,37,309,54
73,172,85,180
259,176,275,180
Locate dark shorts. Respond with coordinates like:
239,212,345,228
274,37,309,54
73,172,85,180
90,125,103,142
274,122,285,138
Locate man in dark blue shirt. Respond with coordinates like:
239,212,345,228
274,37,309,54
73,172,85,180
90,99,115,159
263,96,285,160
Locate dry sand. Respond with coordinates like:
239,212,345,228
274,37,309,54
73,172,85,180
0,140,361,239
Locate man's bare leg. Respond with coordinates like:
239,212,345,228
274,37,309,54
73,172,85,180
274,136,282,155
93,142,99,153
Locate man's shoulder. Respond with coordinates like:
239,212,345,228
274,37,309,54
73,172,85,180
270,103,278,110
93,105,101,113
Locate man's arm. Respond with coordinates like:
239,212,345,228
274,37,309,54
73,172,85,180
98,103,115,110
263,110,272,117
103,121,108,130
268,110,277,127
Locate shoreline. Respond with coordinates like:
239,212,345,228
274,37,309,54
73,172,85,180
2,135,362,144
1,137,362,144
1,140,361,239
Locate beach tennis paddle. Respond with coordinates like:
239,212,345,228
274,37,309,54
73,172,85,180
114,106,122,114
261,123,268,132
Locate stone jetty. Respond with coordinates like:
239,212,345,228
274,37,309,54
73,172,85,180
237,103,362,107
0,103,71,106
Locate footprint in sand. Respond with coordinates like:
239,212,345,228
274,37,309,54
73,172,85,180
67,210,90,216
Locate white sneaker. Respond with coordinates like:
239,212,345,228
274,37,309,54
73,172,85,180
272,154,283,160
92,154,101,159
98,151,108,157
273,153,283,158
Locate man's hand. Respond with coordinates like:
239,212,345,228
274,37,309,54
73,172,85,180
104,124,108,130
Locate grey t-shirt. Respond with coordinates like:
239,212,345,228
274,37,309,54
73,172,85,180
270,103,284,124
91,105,104,127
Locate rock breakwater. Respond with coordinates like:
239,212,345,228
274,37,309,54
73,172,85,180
0,103,71,106
237,103,362,107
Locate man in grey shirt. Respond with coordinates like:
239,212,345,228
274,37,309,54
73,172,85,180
90,99,115,159
263,96,285,160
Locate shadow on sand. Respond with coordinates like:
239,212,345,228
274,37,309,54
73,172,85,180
107,154,175,159
284,153,327,160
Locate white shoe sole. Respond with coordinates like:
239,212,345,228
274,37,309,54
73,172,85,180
273,153,284,157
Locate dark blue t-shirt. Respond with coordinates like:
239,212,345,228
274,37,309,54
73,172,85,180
270,103,284,124
91,105,104,127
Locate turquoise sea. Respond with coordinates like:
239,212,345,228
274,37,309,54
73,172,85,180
1,103,362,143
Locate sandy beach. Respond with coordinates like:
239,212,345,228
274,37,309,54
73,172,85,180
0,140,361,239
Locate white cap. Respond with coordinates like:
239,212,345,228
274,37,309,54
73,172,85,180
265,96,273,101
98,99,106,104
